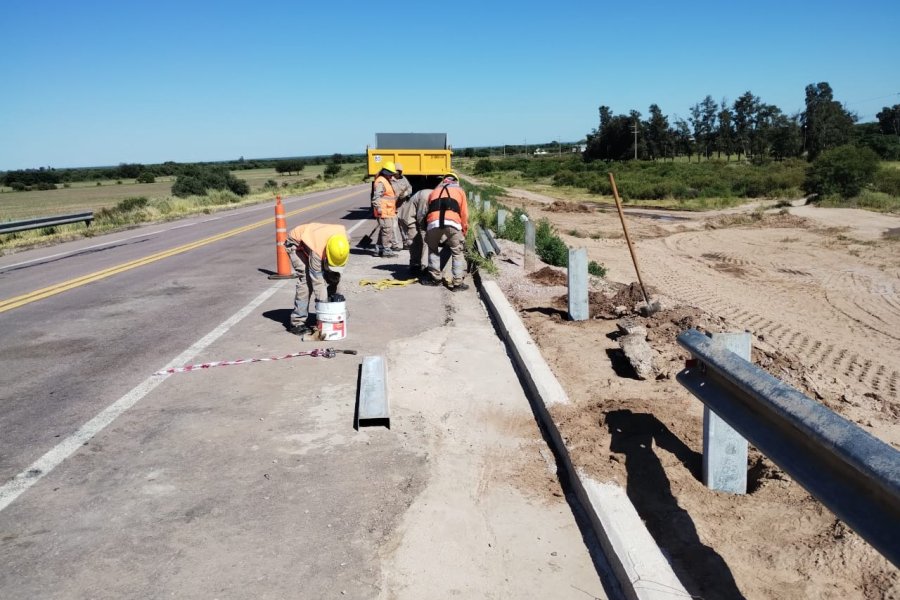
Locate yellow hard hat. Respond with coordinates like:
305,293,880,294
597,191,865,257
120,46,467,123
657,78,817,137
325,234,349,272
382,161,396,174
443,172,459,182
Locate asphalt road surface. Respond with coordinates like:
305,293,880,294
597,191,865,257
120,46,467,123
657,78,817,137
0,186,611,599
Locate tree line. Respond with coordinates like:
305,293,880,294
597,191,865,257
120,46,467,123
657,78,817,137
584,82,900,163
1,153,364,191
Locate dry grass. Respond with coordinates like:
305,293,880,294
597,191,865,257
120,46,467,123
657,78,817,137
0,164,368,253
0,164,355,221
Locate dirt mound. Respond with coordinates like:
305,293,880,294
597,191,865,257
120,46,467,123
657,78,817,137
546,200,593,213
528,266,567,286
585,282,659,318
706,211,810,230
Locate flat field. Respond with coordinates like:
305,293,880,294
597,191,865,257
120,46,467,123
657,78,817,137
0,164,343,221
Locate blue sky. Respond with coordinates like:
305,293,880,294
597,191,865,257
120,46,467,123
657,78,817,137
1,0,898,170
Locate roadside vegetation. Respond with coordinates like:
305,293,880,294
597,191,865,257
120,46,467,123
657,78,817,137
461,182,607,277
457,82,900,212
0,159,367,253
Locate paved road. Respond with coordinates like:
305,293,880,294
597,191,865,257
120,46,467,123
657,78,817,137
0,186,611,599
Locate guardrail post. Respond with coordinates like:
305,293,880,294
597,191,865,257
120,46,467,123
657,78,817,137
567,248,588,320
524,218,535,272
497,209,508,231
703,332,751,494
482,197,490,212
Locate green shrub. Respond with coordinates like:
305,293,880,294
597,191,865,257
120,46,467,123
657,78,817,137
588,260,607,277
171,165,249,198
473,159,494,175
136,172,156,184
324,163,341,178
804,145,880,199
499,208,527,243
875,167,900,197
263,179,279,190
171,175,207,197
535,219,569,267
117,196,148,211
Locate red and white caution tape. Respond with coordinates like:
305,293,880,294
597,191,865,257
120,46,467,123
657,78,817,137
154,348,357,375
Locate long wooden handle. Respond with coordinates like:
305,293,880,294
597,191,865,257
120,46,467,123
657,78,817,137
608,173,651,307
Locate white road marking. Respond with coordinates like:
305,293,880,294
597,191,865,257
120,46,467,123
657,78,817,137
0,280,288,513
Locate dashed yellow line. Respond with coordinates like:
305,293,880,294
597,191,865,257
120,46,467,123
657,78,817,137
0,191,360,314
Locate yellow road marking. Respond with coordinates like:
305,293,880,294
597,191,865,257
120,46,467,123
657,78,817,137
0,191,362,314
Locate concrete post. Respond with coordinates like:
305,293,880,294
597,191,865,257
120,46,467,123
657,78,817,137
497,209,508,231
567,248,588,321
524,219,535,272
472,193,480,210
703,332,751,494
482,198,490,212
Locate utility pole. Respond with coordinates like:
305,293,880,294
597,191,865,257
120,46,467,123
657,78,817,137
632,119,639,161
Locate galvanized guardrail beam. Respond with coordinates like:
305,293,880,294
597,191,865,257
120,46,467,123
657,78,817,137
0,212,94,235
676,328,900,566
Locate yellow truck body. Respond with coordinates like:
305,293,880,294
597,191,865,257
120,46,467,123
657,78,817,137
366,148,452,177
366,133,452,179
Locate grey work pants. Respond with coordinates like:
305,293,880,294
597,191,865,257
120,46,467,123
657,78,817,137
402,214,427,269
376,216,398,251
425,227,466,282
289,247,338,326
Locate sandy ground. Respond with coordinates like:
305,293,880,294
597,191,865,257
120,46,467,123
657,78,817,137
483,189,900,599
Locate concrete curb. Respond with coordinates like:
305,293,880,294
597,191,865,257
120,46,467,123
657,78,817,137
477,279,689,600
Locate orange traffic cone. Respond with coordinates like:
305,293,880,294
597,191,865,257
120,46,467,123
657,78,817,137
268,196,297,280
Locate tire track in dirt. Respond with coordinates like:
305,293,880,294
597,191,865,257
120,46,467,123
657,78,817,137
822,271,900,342
640,239,900,403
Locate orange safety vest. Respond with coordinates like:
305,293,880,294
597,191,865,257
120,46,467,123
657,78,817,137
426,184,468,234
288,223,347,260
372,175,397,218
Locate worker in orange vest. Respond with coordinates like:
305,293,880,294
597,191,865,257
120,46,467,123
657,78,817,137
421,173,469,291
371,161,399,257
285,223,350,336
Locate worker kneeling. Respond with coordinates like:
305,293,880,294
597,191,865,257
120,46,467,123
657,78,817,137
421,173,469,291
285,223,349,336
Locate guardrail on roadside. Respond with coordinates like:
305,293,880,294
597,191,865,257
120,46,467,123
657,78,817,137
0,212,94,235
676,328,900,567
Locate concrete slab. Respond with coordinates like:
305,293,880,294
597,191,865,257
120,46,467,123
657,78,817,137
478,277,689,600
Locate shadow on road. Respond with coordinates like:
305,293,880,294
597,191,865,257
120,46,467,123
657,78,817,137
262,308,294,331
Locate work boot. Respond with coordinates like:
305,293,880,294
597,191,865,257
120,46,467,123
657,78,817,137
450,280,470,292
289,323,316,336
420,275,441,287
379,249,398,258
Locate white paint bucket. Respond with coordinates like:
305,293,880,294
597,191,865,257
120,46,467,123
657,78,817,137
316,300,347,340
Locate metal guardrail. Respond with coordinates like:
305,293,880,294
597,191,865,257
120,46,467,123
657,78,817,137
676,328,900,566
0,211,94,235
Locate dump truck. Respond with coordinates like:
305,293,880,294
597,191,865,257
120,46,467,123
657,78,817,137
366,132,452,192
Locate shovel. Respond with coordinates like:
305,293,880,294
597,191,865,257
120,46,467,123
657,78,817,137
608,172,660,316
356,223,379,248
